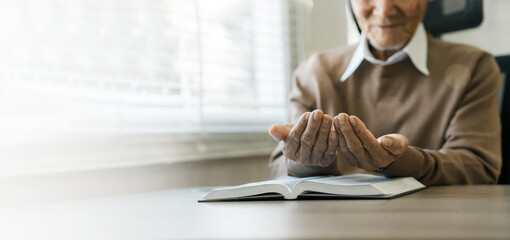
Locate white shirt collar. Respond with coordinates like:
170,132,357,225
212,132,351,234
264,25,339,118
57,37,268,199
340,23,429,81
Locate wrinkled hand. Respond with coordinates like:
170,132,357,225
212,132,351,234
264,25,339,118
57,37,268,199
268,110,338,167
333,113,409,171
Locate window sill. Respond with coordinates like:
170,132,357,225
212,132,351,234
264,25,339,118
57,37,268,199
0,132,277,177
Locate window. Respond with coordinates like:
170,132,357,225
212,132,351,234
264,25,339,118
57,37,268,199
0,0,303,175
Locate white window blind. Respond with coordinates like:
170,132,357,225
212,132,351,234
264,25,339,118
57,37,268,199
0,0,302,175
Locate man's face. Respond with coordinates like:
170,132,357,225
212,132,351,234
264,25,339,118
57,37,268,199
351,0,430,49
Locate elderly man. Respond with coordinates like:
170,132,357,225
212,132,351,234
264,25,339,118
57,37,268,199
268,0,501,185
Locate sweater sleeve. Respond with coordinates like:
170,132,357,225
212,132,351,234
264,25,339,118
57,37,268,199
381,53,502,185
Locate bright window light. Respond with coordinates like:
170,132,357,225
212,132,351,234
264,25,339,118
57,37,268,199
0,0,294,175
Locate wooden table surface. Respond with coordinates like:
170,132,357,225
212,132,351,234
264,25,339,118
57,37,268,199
1,185,509,239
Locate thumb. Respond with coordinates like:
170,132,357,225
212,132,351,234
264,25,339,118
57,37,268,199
377,134,409,155
268,123,294,142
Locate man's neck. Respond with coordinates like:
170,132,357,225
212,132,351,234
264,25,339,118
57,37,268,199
369,45,399,61
368,40,408,61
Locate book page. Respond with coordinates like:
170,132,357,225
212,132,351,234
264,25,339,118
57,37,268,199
289,175,384,198
203,176,320,200
371,177,426,195
291,174,425,198
305,174,389,186
272,175,323,189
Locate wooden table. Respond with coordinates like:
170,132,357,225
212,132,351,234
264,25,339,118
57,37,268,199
1,185,509,239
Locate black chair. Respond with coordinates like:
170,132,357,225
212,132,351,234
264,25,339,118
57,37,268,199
496,56,510,184
422,0,483,38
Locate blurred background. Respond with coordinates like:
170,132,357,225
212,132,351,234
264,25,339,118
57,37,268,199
1,0,509,206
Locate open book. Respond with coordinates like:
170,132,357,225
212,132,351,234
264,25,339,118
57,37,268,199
200,174,425,202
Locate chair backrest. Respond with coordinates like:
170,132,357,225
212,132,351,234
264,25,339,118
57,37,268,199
422,0,483,38
496,56,510,184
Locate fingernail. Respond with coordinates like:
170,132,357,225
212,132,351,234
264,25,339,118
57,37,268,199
313,110,322,121
382,137,394,147
334,118,340,129
305,112,310,121
339,114,346,124
349,116,356,127
323,116,330,124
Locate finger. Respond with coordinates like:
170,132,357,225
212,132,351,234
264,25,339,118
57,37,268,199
348,115,386,166
338,113,377,170
297,109,324,165
283,112,310,160
268,123,294,142
311,115,332,166
321,129,338,167
334,115,360,168
378,134,409,155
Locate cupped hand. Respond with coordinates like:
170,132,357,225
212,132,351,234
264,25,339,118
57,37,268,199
333,113,409,171
268,110,338,167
